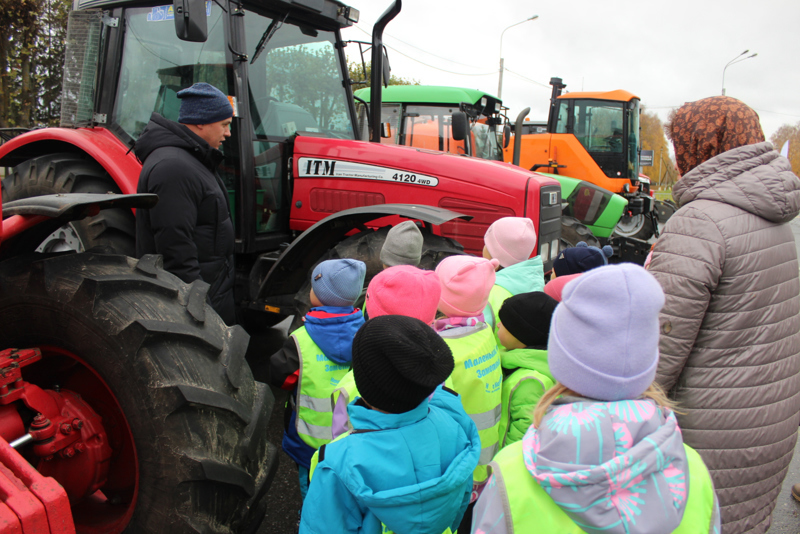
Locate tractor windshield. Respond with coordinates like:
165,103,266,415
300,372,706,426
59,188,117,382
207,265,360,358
471,119,503,162
402,105,466,154
245,9,355,140
556,98,638,179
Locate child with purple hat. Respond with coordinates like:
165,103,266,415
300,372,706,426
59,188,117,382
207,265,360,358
472,264,721,533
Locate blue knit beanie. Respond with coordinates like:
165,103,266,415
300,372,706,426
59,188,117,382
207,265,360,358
311,259,367,307
552,241,613,277
548,263,665,401
177,83,233,125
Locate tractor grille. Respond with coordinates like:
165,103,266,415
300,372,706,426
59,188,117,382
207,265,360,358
60,10,103,128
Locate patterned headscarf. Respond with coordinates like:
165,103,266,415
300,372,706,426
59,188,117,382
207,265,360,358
667,96,765,176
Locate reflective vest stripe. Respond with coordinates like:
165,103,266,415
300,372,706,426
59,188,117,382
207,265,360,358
296,418,333,441
294,327,351,450
479,444,498,465
470,404,502,431
298,394,332,413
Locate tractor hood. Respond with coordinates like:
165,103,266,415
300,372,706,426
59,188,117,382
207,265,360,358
291,136,560,255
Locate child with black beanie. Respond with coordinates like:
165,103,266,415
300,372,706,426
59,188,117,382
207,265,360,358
299,315,481,534
496,291,559,448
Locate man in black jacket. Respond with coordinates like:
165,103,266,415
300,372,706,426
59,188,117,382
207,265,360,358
135,83,236,324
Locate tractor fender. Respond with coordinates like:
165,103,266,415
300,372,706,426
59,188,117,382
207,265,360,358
256,204,471,302
0,128,141,194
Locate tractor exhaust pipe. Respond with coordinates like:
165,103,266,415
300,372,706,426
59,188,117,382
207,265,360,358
512,107,530,167
369,0,402,143
546,77,566,133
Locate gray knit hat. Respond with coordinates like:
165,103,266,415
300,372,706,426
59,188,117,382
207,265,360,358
380,221,424,267
311,259,367,307
177,83,233,125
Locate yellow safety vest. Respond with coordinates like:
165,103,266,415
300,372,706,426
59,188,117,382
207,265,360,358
486,284,513,352
489,440,717,533
441,323,502,483
294,327,351,450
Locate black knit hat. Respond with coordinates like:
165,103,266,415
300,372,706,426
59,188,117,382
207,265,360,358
498,291,559,347
352,315,454,414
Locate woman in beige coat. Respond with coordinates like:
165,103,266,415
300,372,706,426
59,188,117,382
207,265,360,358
649,96,800,534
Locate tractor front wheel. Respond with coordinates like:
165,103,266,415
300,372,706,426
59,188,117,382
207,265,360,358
0,252,276,534
560,216,600,250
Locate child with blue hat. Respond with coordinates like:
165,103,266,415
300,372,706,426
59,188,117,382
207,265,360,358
269,258,367,499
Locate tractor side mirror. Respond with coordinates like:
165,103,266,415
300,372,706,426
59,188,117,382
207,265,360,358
502,123,511,148
381,48,391,88
451,112,468,142
380,122,392,139
174,0,208,43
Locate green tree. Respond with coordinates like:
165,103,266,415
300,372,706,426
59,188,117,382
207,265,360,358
0,0,70,129
347,60,419,89
639,108,678,187
770,121,800,177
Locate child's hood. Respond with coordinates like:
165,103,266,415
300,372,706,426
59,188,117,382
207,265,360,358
494,256,544,295
344,388,480,534
501,347,552,378
524,398,689,533
304,307,364,364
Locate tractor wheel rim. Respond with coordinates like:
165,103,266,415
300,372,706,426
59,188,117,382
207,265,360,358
615,214,646,237
39,345,138,534
35,224,85,253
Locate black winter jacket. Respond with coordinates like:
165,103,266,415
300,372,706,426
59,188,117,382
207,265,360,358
135,113,236,324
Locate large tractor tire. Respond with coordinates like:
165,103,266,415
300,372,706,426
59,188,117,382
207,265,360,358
2,153,136,255
0,252,277,534
560,216,600,250
289,225,465,332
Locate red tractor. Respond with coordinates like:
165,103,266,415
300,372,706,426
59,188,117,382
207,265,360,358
1,0,561,329
0,190,276,533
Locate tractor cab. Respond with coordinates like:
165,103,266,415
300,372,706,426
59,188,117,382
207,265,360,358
354,86,508,162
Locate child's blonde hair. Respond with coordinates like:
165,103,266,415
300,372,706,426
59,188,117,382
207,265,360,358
532,381,680,428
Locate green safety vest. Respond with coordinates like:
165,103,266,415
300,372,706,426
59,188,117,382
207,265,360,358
498,366,554,450
489,440,717,533
294,327,351,450
486,284,512,338
441,324,502,483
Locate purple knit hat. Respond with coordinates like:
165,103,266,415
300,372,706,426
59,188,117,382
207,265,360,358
548,263,665,401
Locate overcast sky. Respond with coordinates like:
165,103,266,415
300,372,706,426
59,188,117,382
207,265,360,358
341,0,800,152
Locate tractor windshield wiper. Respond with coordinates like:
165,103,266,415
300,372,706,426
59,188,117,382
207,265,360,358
251,13,289,65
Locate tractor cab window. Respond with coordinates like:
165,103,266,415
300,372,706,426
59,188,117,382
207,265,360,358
471,118,503,162
402,106,466,155
245,10,355,140
113,3,231,140
559,99,630,178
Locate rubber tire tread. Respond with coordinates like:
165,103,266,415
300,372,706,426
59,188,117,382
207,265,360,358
2,153,136,256
560,215,601,249
289,225,464,332
0,252,276,534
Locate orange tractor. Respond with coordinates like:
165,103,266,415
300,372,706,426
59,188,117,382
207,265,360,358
506,78,660,242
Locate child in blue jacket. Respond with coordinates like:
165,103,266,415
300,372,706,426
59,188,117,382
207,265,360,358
300,315,481,534
269,258,366,499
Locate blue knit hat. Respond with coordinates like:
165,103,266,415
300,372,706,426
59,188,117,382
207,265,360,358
311,259,367,307
548,263,665,401
177,83,233,125
552,241,613,277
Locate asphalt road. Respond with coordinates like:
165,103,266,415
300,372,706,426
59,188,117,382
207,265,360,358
250,217,800,533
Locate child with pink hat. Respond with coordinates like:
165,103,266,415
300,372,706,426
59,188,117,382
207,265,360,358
434,255,503,531
482,217,544,350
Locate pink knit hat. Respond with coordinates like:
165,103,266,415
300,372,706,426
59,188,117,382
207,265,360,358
484,217,537,268
365,266,441,325
543,273,582,302
435,256,499,317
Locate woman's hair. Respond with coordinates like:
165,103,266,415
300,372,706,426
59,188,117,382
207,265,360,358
532,381,679,428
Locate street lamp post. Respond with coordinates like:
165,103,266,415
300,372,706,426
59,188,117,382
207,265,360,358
498,15,538,99
722,50,757,96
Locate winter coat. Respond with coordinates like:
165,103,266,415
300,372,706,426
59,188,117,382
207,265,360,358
299,385,481,534
649,142,800,533
498,347,554,449
135,113,235,324
472,397,722,534
270,307,364,468
483,256,544,333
